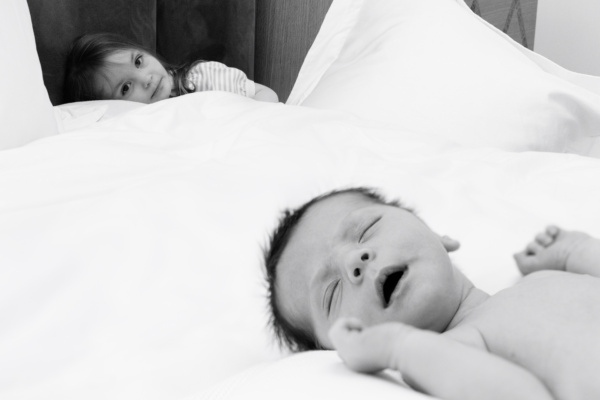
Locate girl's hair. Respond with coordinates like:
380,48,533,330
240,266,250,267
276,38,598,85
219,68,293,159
63,32,198,103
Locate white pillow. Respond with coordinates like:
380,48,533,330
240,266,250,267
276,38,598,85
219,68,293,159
0,0,58,150
55,100,147,132
288,0,600,156
191,351,431,400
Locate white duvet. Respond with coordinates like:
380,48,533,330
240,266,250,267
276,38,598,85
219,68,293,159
1,92,600,400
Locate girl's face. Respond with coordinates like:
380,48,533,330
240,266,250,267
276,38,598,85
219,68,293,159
94,49,175,103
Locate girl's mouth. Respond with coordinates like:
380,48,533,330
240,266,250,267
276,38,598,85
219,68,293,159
151,77,163,99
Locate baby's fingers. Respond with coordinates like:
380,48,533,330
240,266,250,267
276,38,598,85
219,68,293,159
513,250,543,275
525,240,544,255
329,318,363,347
545,225,560,238
330,319,397,373
534,226,560,246
513,239,545,275
535,232,554,247
336,317,364,332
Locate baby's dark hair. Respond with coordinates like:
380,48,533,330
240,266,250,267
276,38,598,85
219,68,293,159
63,32,198,103
263,187,409,352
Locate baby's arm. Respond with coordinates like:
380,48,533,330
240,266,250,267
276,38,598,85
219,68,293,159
514,225,600,277
329,318,553,400
253,83,279,102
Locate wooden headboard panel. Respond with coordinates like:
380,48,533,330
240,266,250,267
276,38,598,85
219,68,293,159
255,0,334,104
26,0,256,105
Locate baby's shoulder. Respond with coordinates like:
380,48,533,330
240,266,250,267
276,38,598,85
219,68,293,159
486,270,600,314
514,269,598,288
514,269,564,284
456,271,600,329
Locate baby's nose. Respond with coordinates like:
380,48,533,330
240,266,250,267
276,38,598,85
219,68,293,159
343,248,375,284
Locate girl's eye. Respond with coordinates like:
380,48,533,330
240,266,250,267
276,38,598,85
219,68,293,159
135,55,143,68
359,217,381,242
121,82,131,96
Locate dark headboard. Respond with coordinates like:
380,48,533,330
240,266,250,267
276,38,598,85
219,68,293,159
27,0,536,105
255,0,334,104
26,0,256,105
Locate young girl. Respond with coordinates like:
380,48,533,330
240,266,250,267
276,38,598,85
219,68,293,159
63,32,278,104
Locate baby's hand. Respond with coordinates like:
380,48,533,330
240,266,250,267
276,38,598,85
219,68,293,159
513,225,591,275
329,317,415,374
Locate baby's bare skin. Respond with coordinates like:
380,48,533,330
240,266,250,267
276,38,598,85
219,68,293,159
331,226,600,400
453,271,600,400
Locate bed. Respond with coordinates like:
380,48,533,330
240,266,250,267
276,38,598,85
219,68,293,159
1,0,600,399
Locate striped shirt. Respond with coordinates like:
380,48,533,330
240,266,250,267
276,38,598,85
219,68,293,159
186,61,255,97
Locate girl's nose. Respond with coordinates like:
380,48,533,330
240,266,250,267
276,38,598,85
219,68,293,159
134,71,151,89
342,248,375,284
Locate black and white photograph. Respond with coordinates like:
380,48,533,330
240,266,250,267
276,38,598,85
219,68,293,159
1,1,599,399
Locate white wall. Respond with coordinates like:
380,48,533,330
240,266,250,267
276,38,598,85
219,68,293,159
534,0,600,76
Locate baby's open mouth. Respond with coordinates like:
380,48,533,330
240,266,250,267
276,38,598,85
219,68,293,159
378,266,407,308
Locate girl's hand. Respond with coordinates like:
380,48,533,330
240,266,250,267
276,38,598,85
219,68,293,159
329,317,416,373
253,83,279,102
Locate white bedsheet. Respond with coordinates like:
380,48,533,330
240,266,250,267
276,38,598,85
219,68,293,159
1,92,600,400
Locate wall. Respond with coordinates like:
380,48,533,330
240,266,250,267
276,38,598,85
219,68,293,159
534,0,600,76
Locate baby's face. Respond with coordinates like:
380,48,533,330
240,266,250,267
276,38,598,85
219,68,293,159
276,193,466,349
94,50,174,104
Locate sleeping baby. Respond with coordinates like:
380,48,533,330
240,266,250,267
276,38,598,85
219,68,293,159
263,186,600,400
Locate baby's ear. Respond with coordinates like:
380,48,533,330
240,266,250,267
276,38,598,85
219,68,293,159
440,235,460,252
